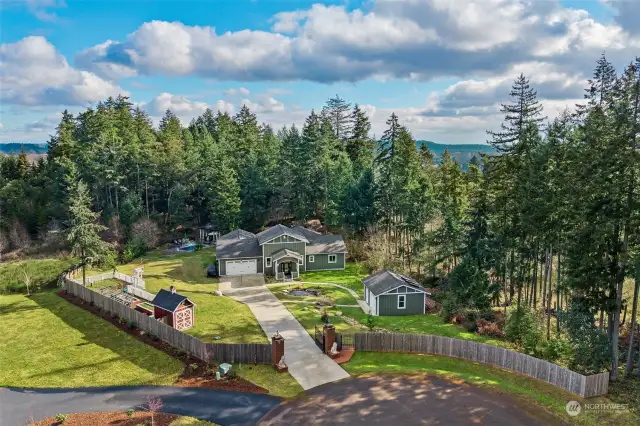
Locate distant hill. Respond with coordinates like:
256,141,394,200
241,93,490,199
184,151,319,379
417,141,496,166
0,143,48,156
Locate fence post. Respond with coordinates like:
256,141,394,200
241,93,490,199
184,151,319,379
272,332,287,372
323,323,336,355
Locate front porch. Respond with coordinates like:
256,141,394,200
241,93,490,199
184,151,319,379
272,248,303,281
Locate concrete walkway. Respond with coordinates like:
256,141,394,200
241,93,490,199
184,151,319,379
0,386,280,426
223,285,350,390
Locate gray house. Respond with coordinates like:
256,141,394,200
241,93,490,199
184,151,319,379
216,224,347,279
362,270,430,316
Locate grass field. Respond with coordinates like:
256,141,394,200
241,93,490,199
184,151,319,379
0,257,76,294
299,263,368,296
115,249,268,343
0,291,183,388
344,352,638,426
269,283,358,306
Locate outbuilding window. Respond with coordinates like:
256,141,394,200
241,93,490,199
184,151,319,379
398,294,406,309
328,254,337,263
266,257,272,267
308,255,315,263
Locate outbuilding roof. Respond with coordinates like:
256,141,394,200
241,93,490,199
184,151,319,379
152,289,195,312
256,224,308,244
362,270,429,296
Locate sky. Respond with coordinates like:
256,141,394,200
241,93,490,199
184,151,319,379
0,0,639,145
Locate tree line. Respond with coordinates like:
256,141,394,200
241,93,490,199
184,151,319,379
0,53,638,378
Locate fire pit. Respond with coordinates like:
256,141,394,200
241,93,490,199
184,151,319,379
288,288,322,297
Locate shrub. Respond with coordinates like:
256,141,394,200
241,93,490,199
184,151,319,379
320,309,330,324
126,408,135,418
462,320,478,333
504,306,543,354
364,314,376,331
55,413,67,424
121,239,147,264
131,219,160,249
476,319,505,338
128,321,137,329
118,317,127,324
189,363,199,371
540,337,573,364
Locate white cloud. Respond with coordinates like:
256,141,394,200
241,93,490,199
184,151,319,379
145,93,235,122
0,123,3,129
0,36,126,106
241,95,285,113
5,0,67,22
23,113,61,132
224,87,250,96
77,1,639,83
75,40,138,80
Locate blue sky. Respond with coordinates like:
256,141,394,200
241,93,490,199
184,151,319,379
1,0,638,144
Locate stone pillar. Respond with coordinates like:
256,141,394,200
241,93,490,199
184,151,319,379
323,323,336,355
272,332,287,372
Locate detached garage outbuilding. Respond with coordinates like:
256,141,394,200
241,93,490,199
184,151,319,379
362,270,430,316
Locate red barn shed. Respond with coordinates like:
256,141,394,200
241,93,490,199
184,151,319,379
152,287,196,331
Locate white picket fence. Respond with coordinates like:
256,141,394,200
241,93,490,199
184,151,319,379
69,270,145,289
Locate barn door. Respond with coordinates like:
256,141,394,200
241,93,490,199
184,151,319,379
175,309,193,330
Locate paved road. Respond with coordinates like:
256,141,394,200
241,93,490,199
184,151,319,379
0,386,281,426
223,285,350,390
260,375,563,426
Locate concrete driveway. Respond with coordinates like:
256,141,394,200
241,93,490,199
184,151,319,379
260,375,562,426
220,274,266,290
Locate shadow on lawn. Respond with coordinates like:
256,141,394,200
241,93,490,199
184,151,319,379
29,292,181,378
0,299,40,316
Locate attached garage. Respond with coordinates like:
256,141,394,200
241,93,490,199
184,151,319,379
225,259,257,276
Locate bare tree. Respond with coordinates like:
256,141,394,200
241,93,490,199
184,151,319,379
21,263,33,295
143,396,163,426
9,221,30,250
131,219,160,249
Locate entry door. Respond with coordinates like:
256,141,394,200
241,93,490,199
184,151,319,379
226,259,257,276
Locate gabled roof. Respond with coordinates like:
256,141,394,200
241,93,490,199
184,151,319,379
256,224,309,244
216,229,261,259
152,289,195,312
219,229,256,240
271,248,304,262
362,270,428,296
291,225,348,254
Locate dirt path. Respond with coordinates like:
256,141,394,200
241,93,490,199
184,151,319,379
259,375,563,426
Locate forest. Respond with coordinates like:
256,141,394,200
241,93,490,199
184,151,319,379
0,54,638,381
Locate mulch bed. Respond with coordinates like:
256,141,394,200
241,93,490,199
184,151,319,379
57,290,268,394
30,411,179,426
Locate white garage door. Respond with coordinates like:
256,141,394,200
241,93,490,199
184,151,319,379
226,259,257,276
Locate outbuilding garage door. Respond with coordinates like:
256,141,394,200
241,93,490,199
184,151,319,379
226,259,257,276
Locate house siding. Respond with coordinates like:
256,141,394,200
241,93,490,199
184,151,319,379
378,292,424,316
263,242,306,275
218,257,263,275
306,253,345,271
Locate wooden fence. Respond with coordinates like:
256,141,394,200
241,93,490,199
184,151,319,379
125,285,155,301
62,278,272,365
353,332,609,398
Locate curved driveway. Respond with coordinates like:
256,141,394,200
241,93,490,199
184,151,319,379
259,375,563,426
0,386,281,426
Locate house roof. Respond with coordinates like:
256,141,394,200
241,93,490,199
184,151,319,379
216,229,261,259
219,229,256,240
305,234,348,254
271,248,304,262
152,289,195,312
256,224,309,244
362,270,429,296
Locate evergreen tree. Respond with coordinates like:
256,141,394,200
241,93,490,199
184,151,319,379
66,177,112,285
322,95,352,142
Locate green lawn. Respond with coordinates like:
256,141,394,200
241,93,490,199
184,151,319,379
0,291,183,388
344,352,638,426
0,257,76,294
269,283,358,306
115,248,268,343
299,263,368,296
279,302,510,347
235,364,304,398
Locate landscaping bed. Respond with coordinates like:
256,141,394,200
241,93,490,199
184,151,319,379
58,290,268,394
30,412,216,426
270,283,358,306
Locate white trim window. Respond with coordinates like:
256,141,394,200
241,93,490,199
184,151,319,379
398,294,406,309
265,257,272,267
328,254,337,263
308,255,315,263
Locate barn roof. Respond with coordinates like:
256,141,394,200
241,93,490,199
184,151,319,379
362,270,429,296
152,289,195,312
